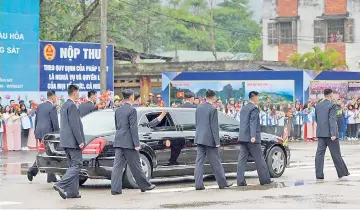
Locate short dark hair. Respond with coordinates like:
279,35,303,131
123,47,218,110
47,90,56,98
10,100,15,103
88,90,97,98
185,92,194,99
248,91,259,99
122,89,134,99
194,97,199,100
205,89,216,98
134,92,141,101
68,84,79,96
324,89,333,96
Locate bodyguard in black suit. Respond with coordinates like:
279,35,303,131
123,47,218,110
111,89,155,195
132,92,142,108
79,90,98,117
53,85,85,199
315,89,349,179
27,91,59,183
237,91,272,186
194,90,232,190
179,92,197,108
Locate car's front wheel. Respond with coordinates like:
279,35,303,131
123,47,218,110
123,154,152,189
266,146,286,178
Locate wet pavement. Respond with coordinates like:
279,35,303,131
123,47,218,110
1,141,360,209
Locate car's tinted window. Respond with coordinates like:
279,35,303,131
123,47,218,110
146,112,177,131
218,112,239,132
138,114,151,133
170,110,196,131
81,111,115,134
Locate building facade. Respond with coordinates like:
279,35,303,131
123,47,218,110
263,0,360,71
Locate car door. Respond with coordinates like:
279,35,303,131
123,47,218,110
170,109,214,175
139,111,187,176
217,112,240,172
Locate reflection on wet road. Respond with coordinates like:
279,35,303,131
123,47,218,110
1,142,360,209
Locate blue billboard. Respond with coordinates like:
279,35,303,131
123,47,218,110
0,0,40,91
40,41,114,92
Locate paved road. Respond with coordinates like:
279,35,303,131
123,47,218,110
1,141,360,209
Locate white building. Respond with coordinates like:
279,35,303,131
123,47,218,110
262,0,360,71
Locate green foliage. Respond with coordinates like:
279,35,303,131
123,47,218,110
288,47,348,71
40,0,260,54
248,38,262,60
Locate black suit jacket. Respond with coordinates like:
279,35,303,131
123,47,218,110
34,101,59,140
179,102,197,108
60,99,85,148
79,101,97,117
114,103,140,149
315,99,338,138
195,102,220,147
239,103,261,143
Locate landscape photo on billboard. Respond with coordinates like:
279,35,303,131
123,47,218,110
244,80,295,104
169,80,295,105
169,81,245,105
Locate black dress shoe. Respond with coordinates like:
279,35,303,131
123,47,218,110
261,180,274,185
237,182,247,186
53,185,67,199
27,171,34,182
339,173,350,178
219,182,233,189
316,177,324,180
141,184,155,192
195,187,205,190
68,194,81,199
47,179,58,183
111,191,122,195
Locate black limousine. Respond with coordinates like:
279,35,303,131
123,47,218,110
37,107,290,188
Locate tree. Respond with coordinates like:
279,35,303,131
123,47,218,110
40,0,260,55
248,38,262,60
288,47,348,71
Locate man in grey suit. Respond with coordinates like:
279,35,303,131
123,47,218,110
237,91,272,186
27,91,59,183
315,89,349,179
111,89,155,195
79,90,98,117
53,85,85,199
194,89,232,190
179,92,197,108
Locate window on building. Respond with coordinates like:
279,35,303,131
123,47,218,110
267,21,297,45
327,19,344,43
279,22,293,44
314,19,354,43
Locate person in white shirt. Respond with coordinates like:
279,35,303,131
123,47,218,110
345,104,357,140
20,104,31,150
259,105,269,133
3,105,21,151
354,103,360,140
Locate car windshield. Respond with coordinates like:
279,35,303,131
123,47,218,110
81,111,115,135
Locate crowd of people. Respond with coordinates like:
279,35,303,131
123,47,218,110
187,95,360,142
1,90,360,152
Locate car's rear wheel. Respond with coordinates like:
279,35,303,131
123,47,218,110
123,154,152,189
266,146,286,178
79,177,88,186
